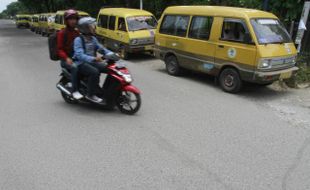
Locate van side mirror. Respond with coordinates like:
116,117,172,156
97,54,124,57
244,33,253,44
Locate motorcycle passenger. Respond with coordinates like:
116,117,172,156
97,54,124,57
57,9,83,100
73,17,114,103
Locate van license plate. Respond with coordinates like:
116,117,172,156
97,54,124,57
145,45,154,51
280,71,292,79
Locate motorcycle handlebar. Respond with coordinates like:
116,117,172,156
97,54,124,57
103,53,120,62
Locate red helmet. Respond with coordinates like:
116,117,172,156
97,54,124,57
64,9,79,20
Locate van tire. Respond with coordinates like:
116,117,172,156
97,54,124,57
219,67,242,93
165,55,182,76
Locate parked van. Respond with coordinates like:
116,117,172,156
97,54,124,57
96,8,157,59
38,13,55,36
155,6,298,93
15,14,31,28
53,10,89,32
30,15,39,32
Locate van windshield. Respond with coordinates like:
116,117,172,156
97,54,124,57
251,18,292,44
126,16,157,31
48,16,55,23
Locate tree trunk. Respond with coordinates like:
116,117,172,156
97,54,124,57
44,0,50,12
125,0,131,7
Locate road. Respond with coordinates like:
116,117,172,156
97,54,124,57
0,19,309,190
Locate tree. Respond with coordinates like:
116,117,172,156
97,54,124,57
5,1,27,16
0,0,304,23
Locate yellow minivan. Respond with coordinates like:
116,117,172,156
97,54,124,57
38,13,55,36
30,15,39,32
155,6,299,93
15,14,31,28
96,8,157,59
53,10,89,32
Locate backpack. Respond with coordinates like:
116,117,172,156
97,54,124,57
48,30,67,61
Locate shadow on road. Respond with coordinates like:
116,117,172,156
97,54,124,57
54,100,132,118
156,67,292,101
127,53,157,63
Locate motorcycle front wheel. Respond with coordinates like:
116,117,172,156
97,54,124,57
116,91,141,115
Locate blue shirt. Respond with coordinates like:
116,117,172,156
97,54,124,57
73,36,112,66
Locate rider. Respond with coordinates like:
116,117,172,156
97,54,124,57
57,9,83,100
73,17,114,103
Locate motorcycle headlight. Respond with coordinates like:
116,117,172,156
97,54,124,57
258,59,272,70
123,74,133,83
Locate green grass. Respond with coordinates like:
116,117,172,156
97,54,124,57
295,56,310,84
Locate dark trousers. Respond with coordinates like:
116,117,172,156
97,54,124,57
78,62,108,96
60,60,79,91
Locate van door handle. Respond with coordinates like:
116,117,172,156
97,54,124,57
218,45,224,48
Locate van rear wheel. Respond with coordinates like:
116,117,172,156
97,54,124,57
219,68,242,93
165,55,182,76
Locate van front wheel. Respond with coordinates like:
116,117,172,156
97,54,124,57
219,68,242,93
165,55,182,76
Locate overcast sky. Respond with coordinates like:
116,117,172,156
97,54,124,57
0,0,17,12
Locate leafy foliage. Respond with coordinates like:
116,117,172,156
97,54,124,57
0,0,305,22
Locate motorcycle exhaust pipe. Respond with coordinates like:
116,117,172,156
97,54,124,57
56,83,72,96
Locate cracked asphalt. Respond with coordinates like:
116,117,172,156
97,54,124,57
0,19,310,190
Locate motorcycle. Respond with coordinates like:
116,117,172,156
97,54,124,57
56,53,141,115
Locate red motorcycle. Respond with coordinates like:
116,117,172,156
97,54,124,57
57,54,141,115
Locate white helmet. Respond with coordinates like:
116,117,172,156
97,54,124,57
78,17,96,35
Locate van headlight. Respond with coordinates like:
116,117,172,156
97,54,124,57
130,39,138,45
258,56,297,70
258,59,272,69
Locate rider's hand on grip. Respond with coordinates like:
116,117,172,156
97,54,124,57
66,58,73,65
95,56,103,63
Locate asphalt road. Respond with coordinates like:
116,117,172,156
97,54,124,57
0,19,310,190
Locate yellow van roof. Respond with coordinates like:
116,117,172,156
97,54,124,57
16,14,31,17
40,13,56,16
55,10,89,16
164,6,277,19
99,8,153,17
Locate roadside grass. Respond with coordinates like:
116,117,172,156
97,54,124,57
285,55,310,88
296,55,310,83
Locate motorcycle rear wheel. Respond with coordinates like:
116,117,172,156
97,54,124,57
60,79,78,104
116,91,141,115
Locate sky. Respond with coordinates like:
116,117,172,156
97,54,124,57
0,0,16,12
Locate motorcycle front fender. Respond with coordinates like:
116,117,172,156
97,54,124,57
122,85,141,94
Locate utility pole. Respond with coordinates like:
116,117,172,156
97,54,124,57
140,0,143,10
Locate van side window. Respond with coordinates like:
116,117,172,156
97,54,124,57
109,16,116,30
118,17,127,32
55,15,59,24
160,15,190,37
221,19,250,43
99,15,108,28
60,16,64,25
189,16,213,41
